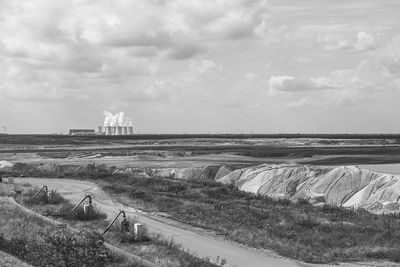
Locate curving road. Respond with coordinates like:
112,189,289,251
15,177,304,267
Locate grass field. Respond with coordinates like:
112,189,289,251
0,197,126,267
0,251,32,267
0,182,222,267
102,175,400,264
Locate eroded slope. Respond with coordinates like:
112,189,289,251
218,164,400,213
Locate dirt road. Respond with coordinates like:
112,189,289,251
15,177,301,267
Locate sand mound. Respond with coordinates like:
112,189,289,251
0,161,13,170
218,164,400,213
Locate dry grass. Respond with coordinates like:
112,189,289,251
58,210,222,267
0,198,131,267
22,187,66,206
2,182,222,267
0,251,32,267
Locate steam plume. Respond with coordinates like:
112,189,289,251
103,110,132,127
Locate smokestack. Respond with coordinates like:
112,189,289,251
105,126,112,135
128,126,134,135
111,126,117,135
123,126,128,135
116,126,122,135
97,126,103,134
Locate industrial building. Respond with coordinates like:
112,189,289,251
69,129,96,135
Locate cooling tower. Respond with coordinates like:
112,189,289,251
128,126,134,135
116,126,123,135
111,126,117,135
97,126,103,134
123,126,128,135
105,126,112,135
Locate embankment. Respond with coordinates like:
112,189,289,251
218,164,400,213
3,161,400,213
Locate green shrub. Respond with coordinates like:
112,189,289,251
297,198,310,206
366,249,400,262
129,190,154,202
58,203,107,221
295,216,320,229
276,198,291,206
107,221,150,243
0,230,120,267
23,188,66,206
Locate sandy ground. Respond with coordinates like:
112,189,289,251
0,152,286,168
15,177,304,267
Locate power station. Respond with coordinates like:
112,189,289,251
97,125,134,136
69,111,134,136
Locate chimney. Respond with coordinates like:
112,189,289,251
123,126,128,135
97,126,103,134
128,126,134,135
105,126,112,135
111,126,117,135
116,126,123,135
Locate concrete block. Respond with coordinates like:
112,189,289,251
134,223,146,240
84,204,93,216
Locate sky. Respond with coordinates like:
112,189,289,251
0,0,400,134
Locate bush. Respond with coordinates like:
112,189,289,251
108,221,150,243
366,249,400,262
0,230,120,267
23,188,66,206
297,198,310,206
276,198,291,206
295,216,320,229
204,187,231,199
129,190,154,202
58,203,107,221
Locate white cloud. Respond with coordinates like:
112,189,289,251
268,75,332,95
287,97,314,107
245,72,259,80
1,0,400,133
317,31,377,51
189,59,222,75
0,0,271,104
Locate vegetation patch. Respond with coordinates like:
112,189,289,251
0,230,120,267
0,199,126,267
73,213,222,267
0,251,31,267
22,187,66,206
58,203,108,221
1,181,221,266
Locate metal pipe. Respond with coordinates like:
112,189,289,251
102,210,127,235
71,195,92,211
32,186,48,200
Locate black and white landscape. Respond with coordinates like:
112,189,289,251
1,0,400,267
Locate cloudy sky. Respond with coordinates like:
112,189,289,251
1,0,400,134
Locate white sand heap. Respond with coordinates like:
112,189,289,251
218,164,400,213
0,161,13,170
